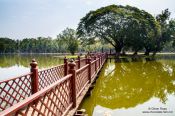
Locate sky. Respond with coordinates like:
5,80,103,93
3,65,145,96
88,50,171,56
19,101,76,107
0,0,175,40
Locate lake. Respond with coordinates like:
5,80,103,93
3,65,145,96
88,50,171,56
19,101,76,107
1,54,175,116
80,54,175,116
0,54,64,81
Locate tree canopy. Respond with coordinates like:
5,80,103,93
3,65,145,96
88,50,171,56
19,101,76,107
77,5,160,56
151,9,172,55
57,28,79,55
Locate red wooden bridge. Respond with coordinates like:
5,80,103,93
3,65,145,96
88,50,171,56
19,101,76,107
0,53,107,116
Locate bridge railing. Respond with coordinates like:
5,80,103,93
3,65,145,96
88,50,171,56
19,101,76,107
0,56,93,111
0,73,32,111
38,64,65,90
0,74,73,116
0,53,107,115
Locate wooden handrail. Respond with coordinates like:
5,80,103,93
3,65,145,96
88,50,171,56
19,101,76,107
0,74,72,115
76,64,89,73
0,52,108,115
0,72,32,83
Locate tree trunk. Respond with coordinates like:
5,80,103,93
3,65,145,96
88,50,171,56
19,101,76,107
133,51,138,56
115,52,120,58
144,49,150,56
121,50,126,56
115,47,121,57
152,51,157,57
115,47,122,62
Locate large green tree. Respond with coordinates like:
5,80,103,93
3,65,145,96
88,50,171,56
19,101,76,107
152,9,173,55
77,5,159,57
57,28,79,55
169,19,175,47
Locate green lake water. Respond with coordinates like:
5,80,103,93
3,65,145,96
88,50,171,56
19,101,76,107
0,54,63,81
80,55,175,116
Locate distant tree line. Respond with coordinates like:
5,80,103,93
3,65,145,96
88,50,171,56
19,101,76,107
0,28,111,54
0,38,16,53
0,37,64,53
0,28,80,54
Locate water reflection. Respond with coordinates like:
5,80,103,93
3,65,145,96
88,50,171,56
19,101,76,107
80,56,175,116
0,54,63,68
0,54,63,80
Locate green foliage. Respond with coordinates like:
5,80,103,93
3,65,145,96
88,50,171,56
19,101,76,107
0,38,16,53
19,37,57,53
78,39,110,52
77,5,160,55
68,40,78,55
156,9,171,27
0,28,79,54
168,19,175,47
152,9,174,55
57,28,79,55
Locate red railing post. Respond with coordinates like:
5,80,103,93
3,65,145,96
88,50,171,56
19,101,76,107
101,54,104,65
87,57,91,83
85,55,88,64
98,55,101,68
68,59,77,108
101,54,102,65
106,52,109,59
106,52,108,60
101,54,103,65
101,47,104,53
94,56,97,72
30,59,38,94
64,57,68,76
78,55,80,69
100,54,102,66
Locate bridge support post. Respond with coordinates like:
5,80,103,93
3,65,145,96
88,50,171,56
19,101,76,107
78,55,80,69
106,52,108,59
94,56,97,72
100,54,102,65
68,59,77,108
85,55,88,64
87,57,92,83
30,59,39,94
64,57,68,76
98,55,101,68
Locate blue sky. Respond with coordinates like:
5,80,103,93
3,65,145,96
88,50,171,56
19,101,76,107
0,0,175,40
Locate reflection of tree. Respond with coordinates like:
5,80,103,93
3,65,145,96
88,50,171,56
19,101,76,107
0,54,63,68
81,58,175,115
